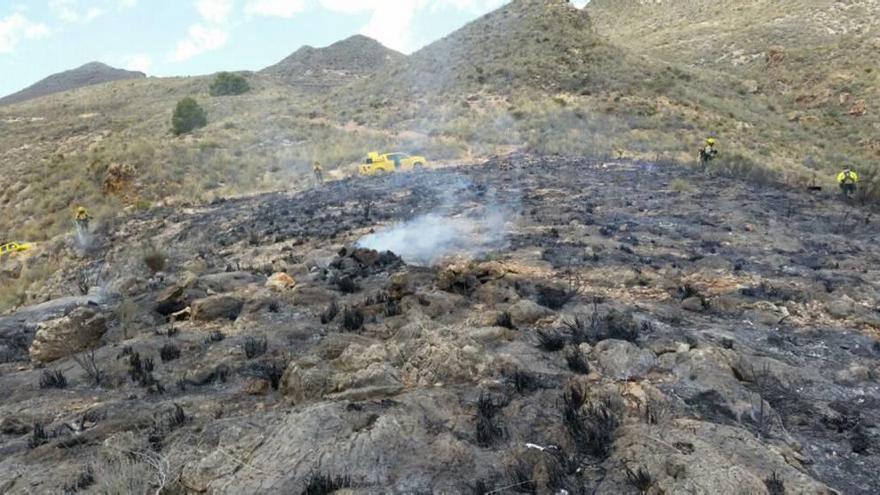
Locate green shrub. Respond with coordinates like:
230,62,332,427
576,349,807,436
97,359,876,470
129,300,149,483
209,72,251,97
171,97,207,136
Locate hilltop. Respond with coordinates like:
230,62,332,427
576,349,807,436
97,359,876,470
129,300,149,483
261,34,405,89
0,62,145,106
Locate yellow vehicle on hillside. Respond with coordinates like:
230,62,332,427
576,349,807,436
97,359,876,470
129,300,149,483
358,152,428,176
0,242,33,257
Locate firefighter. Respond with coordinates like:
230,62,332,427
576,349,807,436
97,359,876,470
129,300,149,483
313,161,324,184
75,207,90,231
837,168,859,198
700,137,718,168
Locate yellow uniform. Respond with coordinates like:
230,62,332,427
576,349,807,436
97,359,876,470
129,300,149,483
837,170,859,197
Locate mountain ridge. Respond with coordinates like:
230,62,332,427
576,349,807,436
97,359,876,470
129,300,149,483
0,62,146,106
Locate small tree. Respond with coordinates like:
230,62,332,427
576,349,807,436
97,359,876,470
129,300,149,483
209,72,250,96
171,97,207,135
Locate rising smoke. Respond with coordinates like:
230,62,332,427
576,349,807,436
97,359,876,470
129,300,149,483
357,175,515,266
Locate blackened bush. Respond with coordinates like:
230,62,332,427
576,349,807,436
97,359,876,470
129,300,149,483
537,329,565,352
209,72,250,96
63,467,94,493
39,369,68,389
506,459,538,493
564,347,590,374
384,299,401,317
335,276,360,294
536,285,574,310
341,307,364,332
302,473,353,495
475,393,504,447
242,360,285,390
159,343,180,362
29,422,48,448
204,330,225,345
320,301,339,324
171,97,207,136
496,310,515,329
764,472,785,495
505,368,541,394
625,466,654,493
561,387,619,461
565,308,640,345
244,337,268,359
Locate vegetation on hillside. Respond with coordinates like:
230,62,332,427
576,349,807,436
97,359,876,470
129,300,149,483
209,72,250,97
171,97,208,135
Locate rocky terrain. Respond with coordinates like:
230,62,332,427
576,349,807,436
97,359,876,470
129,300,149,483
0,62,146,107
1,156,878,493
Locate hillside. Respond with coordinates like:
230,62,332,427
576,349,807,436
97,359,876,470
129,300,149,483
0,62,145,106
261,35,404,89
587,0,880,178
1,157,878,493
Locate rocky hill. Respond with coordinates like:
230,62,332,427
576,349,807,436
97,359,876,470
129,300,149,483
261,35,404,89
0,155,878,493
0,62,146,106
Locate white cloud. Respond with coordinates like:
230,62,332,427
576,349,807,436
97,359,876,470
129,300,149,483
0,13,50,54
123,53,152,73
197,0,234,23
170,23,229,61
49,0,106,23
318,0,505,53
244,0,307,18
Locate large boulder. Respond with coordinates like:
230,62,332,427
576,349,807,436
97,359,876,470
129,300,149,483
199,271,264,293
593,339,657,380
155,285,187,316
29,306,108,363
191,295,244,321
507,299,553,326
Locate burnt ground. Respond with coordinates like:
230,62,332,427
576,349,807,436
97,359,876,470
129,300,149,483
1,155,879,494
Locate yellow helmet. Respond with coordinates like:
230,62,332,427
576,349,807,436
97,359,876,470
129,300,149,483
77,207,87,214
707,138,717,145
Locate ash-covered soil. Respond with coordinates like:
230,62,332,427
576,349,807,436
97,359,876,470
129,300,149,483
1,156,878,494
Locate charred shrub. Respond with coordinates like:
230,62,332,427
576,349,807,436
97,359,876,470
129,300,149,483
564,347,590,374
506,459,538,493
73,349,102,386
341,307,365,332
565,308,640,345
39,369,68,389
320,301,339,324
334,276,360,294
475,393,505,447
537,329,565,352
203,330,225,345
536,285,574,310
29,422,48,448
148,403,187,448
504,368,541,394
244,337,268,359
302,473,353,495
470,479,492,495
142,244,167,273
496,311,516,330
383,299,401,317
242,360,285,390
159,343,180,362
127,352,163,393
764,472,785,495
625,466,654,493
63,466,94,493
562,387,619,460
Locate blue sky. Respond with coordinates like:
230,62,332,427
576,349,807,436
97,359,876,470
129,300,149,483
0,0,588,97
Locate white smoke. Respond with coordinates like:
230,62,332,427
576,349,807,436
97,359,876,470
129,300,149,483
358,209,509,266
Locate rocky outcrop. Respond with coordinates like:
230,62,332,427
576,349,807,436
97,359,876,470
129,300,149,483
191,295,244,321
28,306,107,363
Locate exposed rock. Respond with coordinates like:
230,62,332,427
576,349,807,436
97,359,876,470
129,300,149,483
242,378,270,395
681,296,705,312
191,295,244,321
266,272,296,291
155,285,187,315
834,364,871,386
507,299,552,325
29,306,108,363
593,339,657,380
281,363,332,403
199,271,264,293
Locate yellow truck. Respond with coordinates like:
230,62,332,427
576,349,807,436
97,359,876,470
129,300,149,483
0,242,33,257
358,152,428,176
